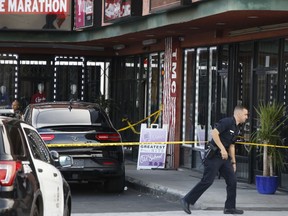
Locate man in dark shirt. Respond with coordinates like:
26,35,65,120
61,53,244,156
11,100,23,120
180,105,249,215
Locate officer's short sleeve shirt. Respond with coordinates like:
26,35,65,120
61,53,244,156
212,116,239,148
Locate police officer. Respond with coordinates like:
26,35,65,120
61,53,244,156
180,105,249,215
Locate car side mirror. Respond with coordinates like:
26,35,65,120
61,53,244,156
50,150,73,168
59,155,73,168
50,150,60,160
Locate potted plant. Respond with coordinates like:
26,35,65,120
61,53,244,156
252,102,287,194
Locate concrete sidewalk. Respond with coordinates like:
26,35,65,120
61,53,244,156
125,161,288,211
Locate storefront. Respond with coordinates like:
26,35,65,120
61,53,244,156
1,0,288,190
181,39,288,184
0,54,110,110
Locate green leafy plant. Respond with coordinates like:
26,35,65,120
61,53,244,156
252,102,286,176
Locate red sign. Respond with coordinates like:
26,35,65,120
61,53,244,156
74,0,93,30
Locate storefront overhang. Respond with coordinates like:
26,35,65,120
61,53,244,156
1,0,288,56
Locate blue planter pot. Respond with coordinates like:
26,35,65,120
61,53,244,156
256,175,279,194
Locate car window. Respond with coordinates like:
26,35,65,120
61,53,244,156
90,110,109,126
34,108,109,127
23,106,32,123
4,124,25,156
24,128,50,163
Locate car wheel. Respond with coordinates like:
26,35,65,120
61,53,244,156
64,202,70,216
31,204,40,216
105,174,125,193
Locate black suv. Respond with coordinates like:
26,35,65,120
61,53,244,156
23,101,125,193
0,114,72,216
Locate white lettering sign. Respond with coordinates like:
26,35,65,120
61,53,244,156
0,0,68,14
0,0,5,12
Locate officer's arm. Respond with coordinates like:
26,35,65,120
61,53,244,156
211,128,228,159
229,144,236,163
229,144,237,171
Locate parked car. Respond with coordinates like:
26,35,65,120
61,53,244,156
23,101,125,193
0,113,72,216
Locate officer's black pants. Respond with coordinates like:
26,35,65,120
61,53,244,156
184,155,237,209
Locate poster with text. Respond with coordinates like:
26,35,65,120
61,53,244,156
74,0,93,30
0,0,71,31
137,124,168,170
104,0,131,22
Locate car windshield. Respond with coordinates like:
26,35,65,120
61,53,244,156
34,108,107,128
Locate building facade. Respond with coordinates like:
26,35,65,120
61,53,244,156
1,0,288,189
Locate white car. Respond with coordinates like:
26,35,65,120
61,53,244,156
0,113,73,216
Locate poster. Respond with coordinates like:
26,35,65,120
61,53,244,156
0,0,71,31
74,0,93,30
137,124,168,170
104,0,131,22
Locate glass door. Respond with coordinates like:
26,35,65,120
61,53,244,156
182,47,217,169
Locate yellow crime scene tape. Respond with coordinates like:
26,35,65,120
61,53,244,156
46,140,288,149
46,141,200,148
117,108,162,134
45,107,288,150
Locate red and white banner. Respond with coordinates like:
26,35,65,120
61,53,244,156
104,0,131,22
0,0,71,30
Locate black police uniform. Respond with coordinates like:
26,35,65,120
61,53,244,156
184,116,239,209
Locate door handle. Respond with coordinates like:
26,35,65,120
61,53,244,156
38,168,43,173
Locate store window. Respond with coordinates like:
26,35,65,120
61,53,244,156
218,45,229,118
54,56,85,101
0,54,18,107
282,39,288,106
237,42,253,109
148,53,161,124
255,39,279,104
86,60,108,104
234,42,254,180
182,49,195,144
112,56,143,142
280,39,288,189
19,56,54,108
182,47,217,169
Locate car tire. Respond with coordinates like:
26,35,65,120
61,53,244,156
31,204,40,216
105,174,125,193
64,202,70,216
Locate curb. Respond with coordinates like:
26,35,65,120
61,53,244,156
125,176,288,211
125,176,182,201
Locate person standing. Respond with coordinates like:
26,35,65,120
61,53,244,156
180,105,249,215
11,100,23,120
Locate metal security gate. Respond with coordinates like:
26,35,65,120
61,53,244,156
0,53,111,111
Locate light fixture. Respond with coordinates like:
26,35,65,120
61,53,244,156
230,22,288,37
142,39,157,46
216,22,226,26
113,44,125,50
0,43,105,51
189,27,199,30
248,16,259,19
